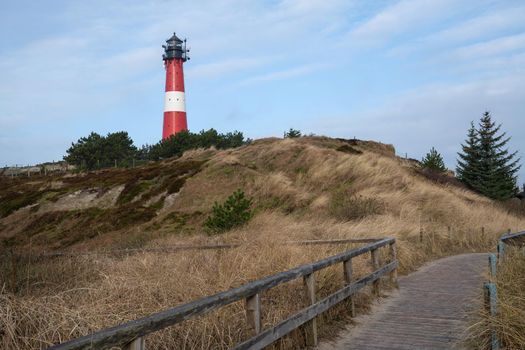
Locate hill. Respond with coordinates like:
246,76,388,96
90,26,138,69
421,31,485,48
1,136,522,251
2,136,524,349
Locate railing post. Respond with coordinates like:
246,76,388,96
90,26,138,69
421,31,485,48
497,241,505,260
484,282,500,350
124,337,145,350
245,293,261,334
389,241,398,287
303,273,318,346
343,259,356,317
370,248,380,295
488,253,497,281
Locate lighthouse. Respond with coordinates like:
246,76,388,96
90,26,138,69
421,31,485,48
162,32,190,139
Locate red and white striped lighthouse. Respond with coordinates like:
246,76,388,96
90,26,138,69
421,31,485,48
162,33,190,139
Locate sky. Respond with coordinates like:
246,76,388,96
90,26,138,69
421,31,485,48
1,0,524,183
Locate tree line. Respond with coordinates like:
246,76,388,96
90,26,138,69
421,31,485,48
421,111,521,200
64,129,249,171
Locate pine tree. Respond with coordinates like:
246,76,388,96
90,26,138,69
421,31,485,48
457,112,521,199
456,122,480,189
421,147,446,172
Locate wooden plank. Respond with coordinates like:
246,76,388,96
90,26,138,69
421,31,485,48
343,259,355,317
287,238,381,245
48,238,395,350
19,239,382,260
371,249,380,295
303,273,318,346
500,230,525,247
245,294,261,334
123,337,145,350
233,262,397,350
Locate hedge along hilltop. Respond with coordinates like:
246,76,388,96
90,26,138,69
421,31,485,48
1,136,524,252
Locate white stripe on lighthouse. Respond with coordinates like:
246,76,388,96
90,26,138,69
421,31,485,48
164,91,186,112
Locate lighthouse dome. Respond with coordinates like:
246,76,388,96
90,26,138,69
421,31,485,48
163,32,188,61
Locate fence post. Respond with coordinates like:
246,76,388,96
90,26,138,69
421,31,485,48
343,259,355,317
245,293,261,335
124,337,145,350
370,248,380,295
389,241,398,287
303,273,318,346
447,226,451,240
484,282,499,350
419,226,423,243
10,250,18,293
497,241,505,260
488,253,497,281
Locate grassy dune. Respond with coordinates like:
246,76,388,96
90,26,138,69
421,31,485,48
1,137,524,349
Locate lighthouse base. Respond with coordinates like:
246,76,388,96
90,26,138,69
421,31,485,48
163,111,188,139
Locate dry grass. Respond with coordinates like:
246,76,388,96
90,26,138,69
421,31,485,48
468,246,525,349
1,136,525,349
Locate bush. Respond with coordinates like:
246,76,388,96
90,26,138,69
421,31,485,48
329,193,384,221
421,147,446,172
146,129,249,160
204,189,253,234
284,128,302,138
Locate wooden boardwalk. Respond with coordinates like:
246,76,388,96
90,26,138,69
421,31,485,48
319,253,487,350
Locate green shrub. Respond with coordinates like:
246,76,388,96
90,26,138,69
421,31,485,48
421,147,446,172
204,189,253,234
284,128,302,138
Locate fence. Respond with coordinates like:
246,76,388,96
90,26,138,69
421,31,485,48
483,230,525,350
47,237,398,350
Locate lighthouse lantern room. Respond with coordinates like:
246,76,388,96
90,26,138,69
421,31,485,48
162,32,190,139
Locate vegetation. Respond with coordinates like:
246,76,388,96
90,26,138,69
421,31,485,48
284,128,302,138
457,112,521,199
144,129,248,161
64,129,248,171
330,192,384,221
420,147,446,172
471,247,525,348
2,136,525,349
204,189,253,234
64,131,137,170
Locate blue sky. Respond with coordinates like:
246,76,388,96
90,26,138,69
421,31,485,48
1,0,524,183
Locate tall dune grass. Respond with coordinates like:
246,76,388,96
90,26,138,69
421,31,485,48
2,137,525,349
468,246,525,349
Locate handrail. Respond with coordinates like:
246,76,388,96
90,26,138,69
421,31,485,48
11,238,382,260
499,230,525,247
47,237,397,350
484,229,525,350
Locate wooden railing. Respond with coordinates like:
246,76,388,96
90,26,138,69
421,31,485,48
484,230,525,350
47,237,398,350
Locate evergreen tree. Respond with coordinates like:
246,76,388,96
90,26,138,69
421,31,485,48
457,112,521,199
284,128,301,138
421,147,446,172
64,131,137,170
456,122,480,188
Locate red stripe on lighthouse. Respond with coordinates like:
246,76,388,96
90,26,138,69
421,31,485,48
163,59,187,139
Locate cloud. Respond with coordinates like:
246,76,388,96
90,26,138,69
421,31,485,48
310,74,525,180
238,63,327,86
429,6,525,44
186,57,278,80
451,32,525,60
347,0,456,45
